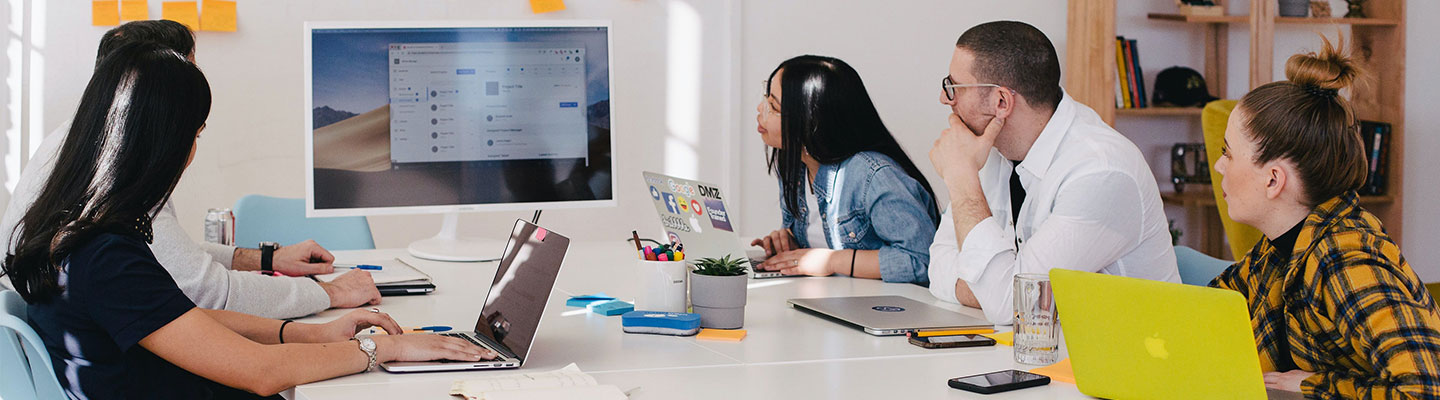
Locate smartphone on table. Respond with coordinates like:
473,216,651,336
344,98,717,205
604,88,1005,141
948,370,1051,394
907,334,996,349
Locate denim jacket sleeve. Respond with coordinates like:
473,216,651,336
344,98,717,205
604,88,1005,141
840,155,939,284
776,178,812,249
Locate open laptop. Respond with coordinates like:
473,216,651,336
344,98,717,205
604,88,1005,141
787,295,993,336
642,171,794,279
1050,269,1266,399
382,220,570,372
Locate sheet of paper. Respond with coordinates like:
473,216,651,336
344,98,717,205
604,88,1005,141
449,364,604,400
529,0,565,13
314,258,431,285
199,0,236,32
120,0,147,20
93,1,121,26
161,1,198,31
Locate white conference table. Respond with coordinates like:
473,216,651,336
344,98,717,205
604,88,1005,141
283,241,1085,399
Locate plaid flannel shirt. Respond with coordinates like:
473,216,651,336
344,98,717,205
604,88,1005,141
1211,192,1440,399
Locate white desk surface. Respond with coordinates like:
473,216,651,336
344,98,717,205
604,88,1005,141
284,242,1086,399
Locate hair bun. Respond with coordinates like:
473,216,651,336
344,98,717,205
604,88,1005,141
1284,35,1360,91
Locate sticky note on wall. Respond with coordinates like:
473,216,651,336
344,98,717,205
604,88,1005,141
162,1,199,31
199,0,237,32
93,1,120,26
120,0,148,21
530,0,565,14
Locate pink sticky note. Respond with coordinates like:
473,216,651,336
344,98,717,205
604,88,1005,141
534,227,548,241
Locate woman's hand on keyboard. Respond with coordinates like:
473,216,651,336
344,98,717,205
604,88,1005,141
373,335,497,363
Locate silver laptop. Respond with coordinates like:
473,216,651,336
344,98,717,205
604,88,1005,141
788,295,993,336
642,171,794,279
382,220,570,372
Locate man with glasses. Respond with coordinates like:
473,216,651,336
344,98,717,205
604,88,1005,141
926,21,1180,324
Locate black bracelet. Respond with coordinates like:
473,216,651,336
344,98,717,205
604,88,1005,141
849,249,858,277
279,320,294,344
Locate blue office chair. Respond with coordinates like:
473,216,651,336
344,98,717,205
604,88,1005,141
232,195,375,251
1,290,67,400
1175,245,1233,286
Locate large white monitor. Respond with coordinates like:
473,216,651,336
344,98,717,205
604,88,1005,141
304,21,615,261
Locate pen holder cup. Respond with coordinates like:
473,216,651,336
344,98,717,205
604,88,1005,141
638,260,689,313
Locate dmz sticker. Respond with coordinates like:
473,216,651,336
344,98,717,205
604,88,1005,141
704,199,732,232
871,306,905,312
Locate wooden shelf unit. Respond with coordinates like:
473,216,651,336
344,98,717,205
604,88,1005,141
1067,0,1407,254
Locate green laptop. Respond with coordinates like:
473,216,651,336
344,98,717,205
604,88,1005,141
1049,269,1266,399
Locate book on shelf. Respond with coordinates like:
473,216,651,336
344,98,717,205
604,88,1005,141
1359,120,1390,196
1115,36,1147,109
1115,36,1131,109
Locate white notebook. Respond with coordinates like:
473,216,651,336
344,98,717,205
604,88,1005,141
449,364,626,400
313,258,431,285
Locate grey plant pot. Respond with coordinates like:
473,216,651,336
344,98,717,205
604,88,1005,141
1278,0,1310,17
689,271,748,329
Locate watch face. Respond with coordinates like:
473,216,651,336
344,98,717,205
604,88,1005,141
360,337,376,351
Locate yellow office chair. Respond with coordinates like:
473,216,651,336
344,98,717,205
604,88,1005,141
1202,100,1263,258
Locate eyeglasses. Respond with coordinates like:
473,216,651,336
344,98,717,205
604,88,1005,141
941,76,1001,101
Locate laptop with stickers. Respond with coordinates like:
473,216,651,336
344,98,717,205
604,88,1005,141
641,171,793,279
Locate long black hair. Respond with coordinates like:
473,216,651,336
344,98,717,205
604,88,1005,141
2,42,211,302
766,55,938,219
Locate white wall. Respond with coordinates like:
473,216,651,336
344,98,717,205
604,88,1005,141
1403,0,1440,280
26,0,738,247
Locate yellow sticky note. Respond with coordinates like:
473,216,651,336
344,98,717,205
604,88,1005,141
1028,358,1075,384
696,328,746,342
93,1,120,26
530,0,565,14
120,0,147,20
199,0,236,32
980,331,1014,346
161,1,199,31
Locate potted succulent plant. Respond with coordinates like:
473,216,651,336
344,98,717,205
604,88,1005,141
689,255,749,329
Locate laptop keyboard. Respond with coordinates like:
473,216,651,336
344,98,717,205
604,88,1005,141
443,332,487,348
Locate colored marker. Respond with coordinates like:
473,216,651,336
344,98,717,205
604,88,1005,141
658,254,670,262
405,325,452,333
337,264,383,270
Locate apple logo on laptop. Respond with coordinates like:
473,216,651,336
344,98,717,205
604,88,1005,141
689,215,704,233
872,306,905,312
1144,333,1169,360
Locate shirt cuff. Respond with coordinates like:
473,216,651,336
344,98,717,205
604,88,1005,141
200,242,237,269
955,216,1010,284
928,258,964,304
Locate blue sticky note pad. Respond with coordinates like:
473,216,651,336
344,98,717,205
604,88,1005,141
587,299,634,316
566,293,616,307
621,311,702,336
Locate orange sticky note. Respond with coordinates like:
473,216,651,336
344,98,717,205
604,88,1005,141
199,0,236,32
120,0,147,20
696,328,746,342
1028,358,1075,384
530,0,565,14
161,1,199,31
93,1,120,26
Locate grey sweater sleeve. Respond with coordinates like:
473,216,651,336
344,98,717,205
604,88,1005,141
151,202,331,319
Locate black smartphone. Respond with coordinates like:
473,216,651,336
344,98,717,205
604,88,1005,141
908,334,996,349
948,370,1051,394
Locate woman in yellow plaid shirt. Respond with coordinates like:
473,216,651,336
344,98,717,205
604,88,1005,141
1209,36,1440,399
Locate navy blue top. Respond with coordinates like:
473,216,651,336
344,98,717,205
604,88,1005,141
27,233,259,399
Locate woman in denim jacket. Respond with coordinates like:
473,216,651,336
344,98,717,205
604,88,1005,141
750,55,940,285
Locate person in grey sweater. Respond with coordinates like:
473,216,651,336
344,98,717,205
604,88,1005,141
0,20,379,319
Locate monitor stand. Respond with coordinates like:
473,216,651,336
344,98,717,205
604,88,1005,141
406,210,543,262
407,212,496,262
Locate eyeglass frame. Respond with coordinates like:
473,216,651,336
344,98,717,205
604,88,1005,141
761,80,782,117
941,76,1002,102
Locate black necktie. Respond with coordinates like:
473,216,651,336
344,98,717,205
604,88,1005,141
1009,161,1026,226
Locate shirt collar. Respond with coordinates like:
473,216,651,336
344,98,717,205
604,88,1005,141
1264,191,1362,262
811,162,839,199
1014,92,1077,180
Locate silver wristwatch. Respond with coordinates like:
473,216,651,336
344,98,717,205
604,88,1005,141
355,337,378,372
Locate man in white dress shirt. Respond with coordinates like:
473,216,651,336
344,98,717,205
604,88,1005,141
927,21,1180,324
0,20,380,319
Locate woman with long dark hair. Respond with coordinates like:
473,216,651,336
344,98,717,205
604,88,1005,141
1,42,491,399
750,55,940,284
